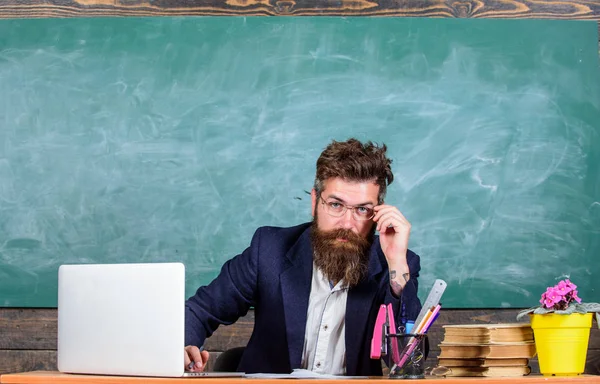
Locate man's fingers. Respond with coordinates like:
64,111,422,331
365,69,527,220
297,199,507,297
185,345,205,371
184,350,192,369
375,211,407,232
373,205,408,224
200,350,210,368
378,217,406,233
192,350,209,371
377,217,394,232
376,216,410,231
375,209,408,224
377,215,398,232
187,345,203,362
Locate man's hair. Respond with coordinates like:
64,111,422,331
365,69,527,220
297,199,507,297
313,138,394,203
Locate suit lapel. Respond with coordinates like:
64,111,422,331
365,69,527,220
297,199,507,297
345,244,384,376
280,227,313,369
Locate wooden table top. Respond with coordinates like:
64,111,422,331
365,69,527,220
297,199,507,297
1,371,600,384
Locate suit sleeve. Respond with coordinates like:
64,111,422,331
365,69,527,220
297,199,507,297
401,250,422,322
384,250,422,329
380,251,422,368
184,227,263,347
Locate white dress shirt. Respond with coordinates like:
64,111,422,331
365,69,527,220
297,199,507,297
300,263,349,375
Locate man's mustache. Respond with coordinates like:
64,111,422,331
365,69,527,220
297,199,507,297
316,228,368,244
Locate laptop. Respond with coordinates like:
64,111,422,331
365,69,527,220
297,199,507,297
57,262,244,378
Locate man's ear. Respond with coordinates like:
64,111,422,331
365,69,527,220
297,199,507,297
311,189,317,218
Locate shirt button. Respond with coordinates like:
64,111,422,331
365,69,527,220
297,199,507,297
316,362,321,368
323,325,328,331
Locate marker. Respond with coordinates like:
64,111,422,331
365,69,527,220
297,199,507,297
420,305,442,334
414,306,435,334
370,304,387,359
187,345,205,370
387,303,400,363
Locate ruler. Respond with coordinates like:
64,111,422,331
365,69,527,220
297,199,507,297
413,279,447,329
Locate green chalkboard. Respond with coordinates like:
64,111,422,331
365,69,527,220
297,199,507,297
1,17,599,308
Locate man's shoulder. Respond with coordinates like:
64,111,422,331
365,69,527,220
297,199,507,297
251,222,311,248
250,223,311,259
256,222,311,236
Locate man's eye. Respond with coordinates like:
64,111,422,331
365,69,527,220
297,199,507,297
328,202,343,210
356,207,373,216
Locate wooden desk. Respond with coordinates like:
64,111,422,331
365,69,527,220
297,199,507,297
1,372,600,384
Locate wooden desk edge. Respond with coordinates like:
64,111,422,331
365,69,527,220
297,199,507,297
1,371,600,384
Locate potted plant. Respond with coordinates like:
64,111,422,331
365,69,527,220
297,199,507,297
517,279,600,376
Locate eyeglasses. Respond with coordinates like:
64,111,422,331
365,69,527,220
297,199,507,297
319,194,375,221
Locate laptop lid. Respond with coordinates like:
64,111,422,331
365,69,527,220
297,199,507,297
57,262,186,377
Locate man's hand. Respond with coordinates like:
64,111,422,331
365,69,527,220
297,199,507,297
373,204,411,296
184,345,209,372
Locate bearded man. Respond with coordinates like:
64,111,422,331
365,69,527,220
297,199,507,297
184,138,422,376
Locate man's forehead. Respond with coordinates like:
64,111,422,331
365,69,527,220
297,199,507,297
321,178,379,202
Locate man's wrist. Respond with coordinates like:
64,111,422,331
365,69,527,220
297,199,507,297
389,268,410,297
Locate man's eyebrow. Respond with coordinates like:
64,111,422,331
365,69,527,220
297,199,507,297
326,194,375,206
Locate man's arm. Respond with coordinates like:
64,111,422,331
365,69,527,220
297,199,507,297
372,204,413,297
380,250,421,369
185,227,263,349
383,250,422,321
389,270,410,297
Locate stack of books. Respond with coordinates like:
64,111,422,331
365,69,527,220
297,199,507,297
437,323,536,377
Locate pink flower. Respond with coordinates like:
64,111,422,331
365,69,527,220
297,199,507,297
546,288,563,304
556,280,573,295
565,279,577,290
539,279,584,311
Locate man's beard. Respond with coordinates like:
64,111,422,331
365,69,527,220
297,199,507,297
310,213,374,288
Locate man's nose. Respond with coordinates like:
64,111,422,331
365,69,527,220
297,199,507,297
339,208,356,229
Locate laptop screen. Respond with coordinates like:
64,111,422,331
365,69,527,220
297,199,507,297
57,262,186,377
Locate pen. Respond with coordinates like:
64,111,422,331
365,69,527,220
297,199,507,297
187,345,205,370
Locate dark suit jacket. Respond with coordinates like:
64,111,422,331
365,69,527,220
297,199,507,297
185,222,422,376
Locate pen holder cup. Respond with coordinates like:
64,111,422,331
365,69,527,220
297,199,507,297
387,334,428,379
